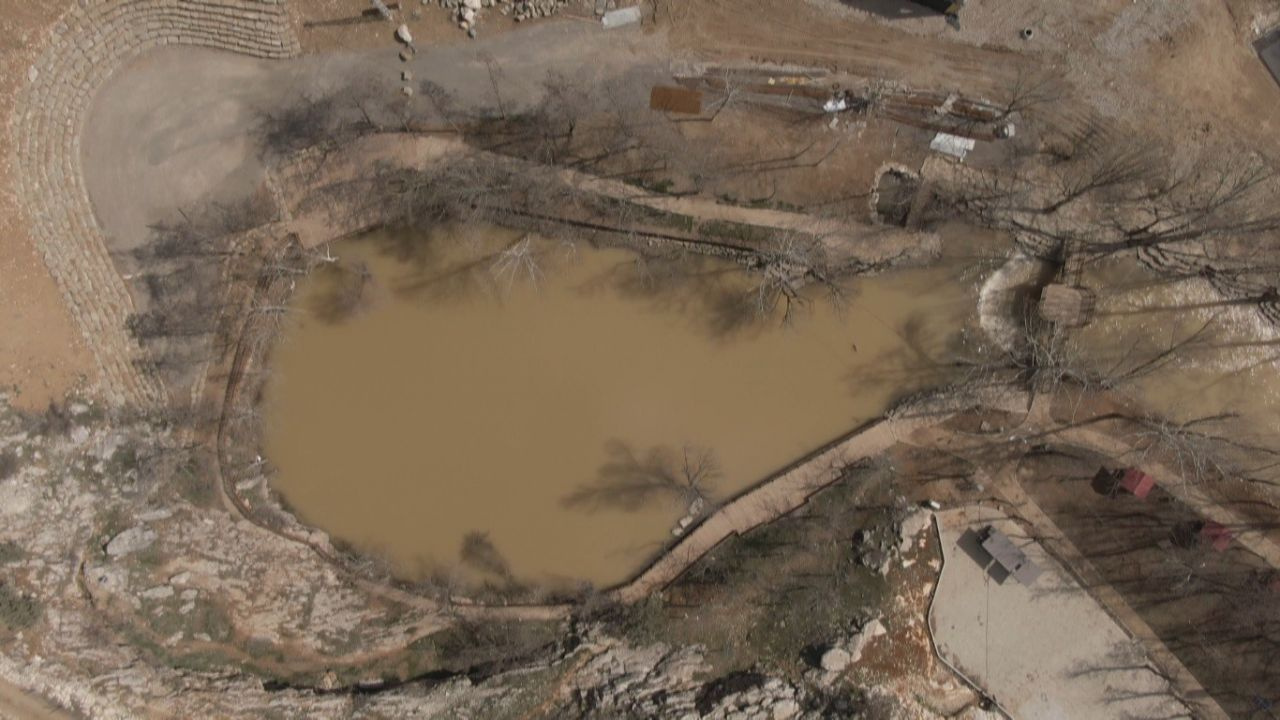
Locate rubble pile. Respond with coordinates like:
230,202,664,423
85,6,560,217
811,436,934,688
852,507,933,575
567,639,709,716
435,0,575,35
703,677,803,720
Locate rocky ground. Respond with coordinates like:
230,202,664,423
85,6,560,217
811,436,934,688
0,389,1011,718
5,0,1280,716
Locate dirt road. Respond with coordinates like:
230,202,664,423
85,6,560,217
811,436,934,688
665,0,1025,99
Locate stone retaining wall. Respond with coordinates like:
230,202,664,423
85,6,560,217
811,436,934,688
11,0,300,408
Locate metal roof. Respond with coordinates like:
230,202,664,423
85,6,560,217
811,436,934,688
981,526,1042,586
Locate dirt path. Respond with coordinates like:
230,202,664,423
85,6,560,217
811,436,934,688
611,412,939,603
666,0,1025,99
910,394,1280,574
276,131,938,274
552,164,936,266
82,22,670,255
1027,396,1280,569
0,1,94,409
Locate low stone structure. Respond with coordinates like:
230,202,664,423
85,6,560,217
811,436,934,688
1038,283,1096,327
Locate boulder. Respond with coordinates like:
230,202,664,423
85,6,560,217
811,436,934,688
772,699,800,719
819,646,851,673
319,671,339,691
141,585,174,600
105,526,157,558
845,618,887,663
396,24,413,44
898,509,931,553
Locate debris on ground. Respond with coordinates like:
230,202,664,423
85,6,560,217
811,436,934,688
435,0,574,36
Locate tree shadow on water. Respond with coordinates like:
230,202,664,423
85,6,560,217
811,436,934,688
561,440,721,513
304,260,374,324
352,230,538,305
840,312,964,392
460,530,512,580
574,251,779,341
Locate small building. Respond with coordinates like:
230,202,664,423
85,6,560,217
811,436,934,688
980,525,1042,586
1200,521,1234,552
1039,283,1097,327
1119,468,1156,500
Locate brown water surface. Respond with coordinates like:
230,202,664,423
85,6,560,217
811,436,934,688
264,226,972,587
1075,257,1280,443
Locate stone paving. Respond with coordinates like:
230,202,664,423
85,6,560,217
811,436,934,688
930,505,1191,720
11,0,300,408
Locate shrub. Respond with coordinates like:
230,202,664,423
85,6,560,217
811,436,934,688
0,582,40,630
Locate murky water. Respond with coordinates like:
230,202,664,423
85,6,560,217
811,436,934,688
263,226,974,588
1074,257,1280,442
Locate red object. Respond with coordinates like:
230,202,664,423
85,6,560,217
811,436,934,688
1119,468,1156,499
1200,521,1234,552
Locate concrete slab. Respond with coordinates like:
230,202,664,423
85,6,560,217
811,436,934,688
930,505,1188,719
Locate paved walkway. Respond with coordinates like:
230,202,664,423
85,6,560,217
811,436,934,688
612,411,939,603
931,505,1191,720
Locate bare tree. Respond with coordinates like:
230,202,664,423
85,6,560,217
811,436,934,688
995,66,1066,121
940,138,1280,268
489,234,544,293
746,232,845,325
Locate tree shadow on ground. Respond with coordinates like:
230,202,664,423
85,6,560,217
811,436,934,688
840,0,939,20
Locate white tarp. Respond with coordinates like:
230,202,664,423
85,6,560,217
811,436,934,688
929,132,976,161
602,6,642,29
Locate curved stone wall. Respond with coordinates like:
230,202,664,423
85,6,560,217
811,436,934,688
11,0,300,408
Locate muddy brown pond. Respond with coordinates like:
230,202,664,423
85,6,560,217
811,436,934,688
263,226,974,588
